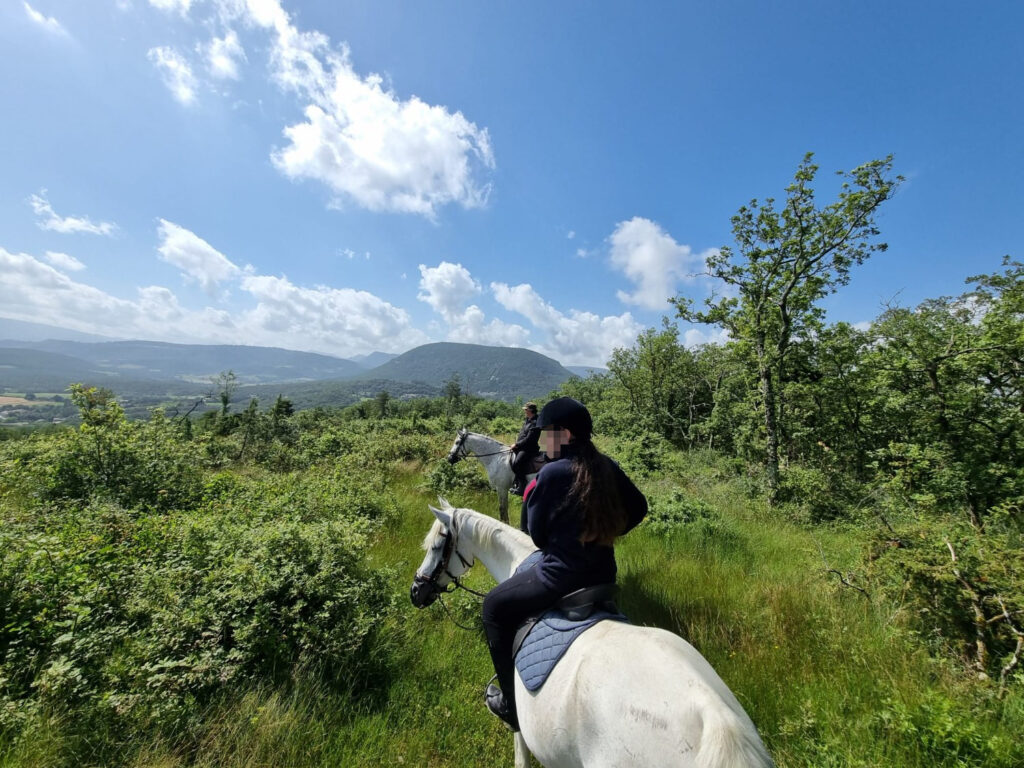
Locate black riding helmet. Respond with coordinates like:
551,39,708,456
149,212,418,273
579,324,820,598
537,397,593,441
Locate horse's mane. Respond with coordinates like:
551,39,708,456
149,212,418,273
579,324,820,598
421,507,534,561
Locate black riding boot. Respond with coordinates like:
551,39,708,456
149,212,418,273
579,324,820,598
484,680,519,731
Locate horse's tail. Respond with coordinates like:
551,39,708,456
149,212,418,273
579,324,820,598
696,700,775,768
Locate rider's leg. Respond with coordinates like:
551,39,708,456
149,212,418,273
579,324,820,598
482,567,558,728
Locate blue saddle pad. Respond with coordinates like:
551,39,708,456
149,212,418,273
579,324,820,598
511,552,628,692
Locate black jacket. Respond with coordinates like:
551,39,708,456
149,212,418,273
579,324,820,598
524,443,647,590
513,416,540,454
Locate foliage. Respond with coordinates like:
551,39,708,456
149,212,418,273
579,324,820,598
673,153,901,500
644,489,716,534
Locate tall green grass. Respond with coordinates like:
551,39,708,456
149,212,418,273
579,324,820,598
4,452,1021,767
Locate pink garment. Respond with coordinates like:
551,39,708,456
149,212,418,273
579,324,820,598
523,478,538,504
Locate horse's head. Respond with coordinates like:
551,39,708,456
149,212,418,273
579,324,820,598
410,497,475,608
446,428,469,465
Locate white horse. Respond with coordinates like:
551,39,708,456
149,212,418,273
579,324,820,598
446,429,540,524
410,499,775,768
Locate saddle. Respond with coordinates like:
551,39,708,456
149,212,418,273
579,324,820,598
511,582,619,657
509,553,628,691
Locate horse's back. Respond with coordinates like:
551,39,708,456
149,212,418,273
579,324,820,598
518,621,774,768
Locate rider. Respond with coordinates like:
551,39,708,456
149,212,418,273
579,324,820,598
509,401,541,496
482,397,648,731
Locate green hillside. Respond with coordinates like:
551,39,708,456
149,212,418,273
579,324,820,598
359,342,573,401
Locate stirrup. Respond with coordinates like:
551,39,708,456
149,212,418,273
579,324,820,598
484,681,520,732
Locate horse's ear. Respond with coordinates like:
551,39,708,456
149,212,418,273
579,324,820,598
429,504,453,529
437,496,453,510
458,427,467,436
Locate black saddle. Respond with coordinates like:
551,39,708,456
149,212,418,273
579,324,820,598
512,583,619,657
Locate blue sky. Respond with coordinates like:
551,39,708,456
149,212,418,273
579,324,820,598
1,1,1021,366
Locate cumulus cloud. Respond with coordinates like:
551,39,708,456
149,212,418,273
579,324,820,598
24,2,68,35
416,261,528,347
417,262,480,320
492,282,642,366
231,0,493,217
238,273,428,353
148,46,198,104
0,246,427,358
156,219,241,295
43,251,85,272
29,191,117,236
1,247,157,336
207,30,246,80
608,217,716,310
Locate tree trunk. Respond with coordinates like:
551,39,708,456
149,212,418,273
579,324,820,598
760,361,780,504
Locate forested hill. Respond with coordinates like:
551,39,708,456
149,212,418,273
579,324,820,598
357,342,574,400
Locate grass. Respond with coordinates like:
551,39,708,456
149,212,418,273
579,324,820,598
4,450,1022,767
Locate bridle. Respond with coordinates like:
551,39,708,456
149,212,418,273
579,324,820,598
410,509,487,613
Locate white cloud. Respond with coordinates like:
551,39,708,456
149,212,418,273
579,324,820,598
682,326,730,348
207,30,246,80
231,0,493,217
414,262,529,349
156,220,241,295
24,2,68,35
43,251,85,272
0,246,428,358
149,0,191,17
238,273,428,354
567,231,575,240
492,282,642,366
148,46,198,104
0,247,158,337
608,217,716,310
29,191,117,236
417,262,480,320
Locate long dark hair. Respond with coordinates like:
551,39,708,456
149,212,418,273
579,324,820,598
566,438,627,546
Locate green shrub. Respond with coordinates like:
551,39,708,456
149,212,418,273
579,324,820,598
0,495,396,741
610,430,668,478
645,489,715,535
3,389,202,512
421,459,490,495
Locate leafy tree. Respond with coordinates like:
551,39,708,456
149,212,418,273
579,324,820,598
673,153,901,502
375,389,391,419
210,370,238,419
867,260,1024,525
607,321,710,447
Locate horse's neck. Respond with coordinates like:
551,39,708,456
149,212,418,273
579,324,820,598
467,432,506,458
459,509,535,583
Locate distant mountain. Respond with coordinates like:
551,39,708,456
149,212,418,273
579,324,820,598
3,340,362,385
359,342,573,401
0,347,205,397
350,351,398,369
566,365,608,378
0,317,119,343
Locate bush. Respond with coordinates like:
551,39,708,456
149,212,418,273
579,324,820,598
421,458,490,495
3,389,202,512
0,493,396,739
645,489,716,535
609,430,669,478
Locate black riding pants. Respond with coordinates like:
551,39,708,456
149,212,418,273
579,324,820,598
482,566,561,711
511,449,538,480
